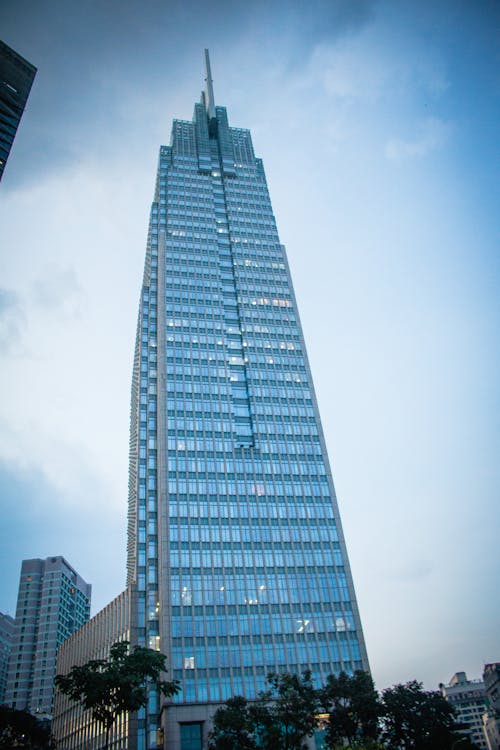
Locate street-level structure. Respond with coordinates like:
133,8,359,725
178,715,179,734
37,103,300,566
53,587,134,749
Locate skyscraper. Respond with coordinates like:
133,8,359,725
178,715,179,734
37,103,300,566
5,556,91,718
0,39,36,182
53,50,369,750
126,50,369,749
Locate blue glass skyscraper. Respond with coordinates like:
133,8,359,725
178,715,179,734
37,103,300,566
127,51,369,750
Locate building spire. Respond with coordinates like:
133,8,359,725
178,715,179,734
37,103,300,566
204,48,216,120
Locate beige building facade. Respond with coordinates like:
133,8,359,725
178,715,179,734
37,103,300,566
52,587,135,750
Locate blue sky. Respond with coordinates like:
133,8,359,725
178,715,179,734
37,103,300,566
0,0,498,691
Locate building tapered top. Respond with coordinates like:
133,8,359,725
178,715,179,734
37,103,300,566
204,48,216,120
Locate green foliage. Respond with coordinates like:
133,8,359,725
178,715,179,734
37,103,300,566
253,671,320,750
208,696,257,750
321,670,381,748
380,680,460,750
0,705,55,749
208,672,470,750
209,671,319,750
55,640,179,749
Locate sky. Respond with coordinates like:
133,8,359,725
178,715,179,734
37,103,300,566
0,0,498,692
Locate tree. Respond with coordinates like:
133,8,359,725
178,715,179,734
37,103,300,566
321,670,381,748
381,680,462,750
0,705,55,749
208,672,318,750
251,671,319,750
208,696,257,750
55,640,180,750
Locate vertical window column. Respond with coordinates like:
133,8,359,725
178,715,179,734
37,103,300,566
210,143,254,449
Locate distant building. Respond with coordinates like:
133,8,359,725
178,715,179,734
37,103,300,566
441,671,488,749
5,557,91,718
483,663,500,750
0,39,36,181
52,586,135,749
0,611,15,702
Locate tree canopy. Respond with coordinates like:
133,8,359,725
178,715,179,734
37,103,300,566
253,671,319,750
209,671,318,750
321,670,381,748
0,705,54,750
381,680,464,750
208,671,472,750
55,640,179,750
208,696,257,750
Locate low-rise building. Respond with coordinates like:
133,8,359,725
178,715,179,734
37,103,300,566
52,586,135,750
440,671,488,749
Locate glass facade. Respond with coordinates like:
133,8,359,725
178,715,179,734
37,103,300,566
0,40,36,181
127,53,368,748
5,557,91,717
0,613,15,703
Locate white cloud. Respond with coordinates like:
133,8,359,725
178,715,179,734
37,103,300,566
324,49,391,101
0,288,26,354
0,162,147,514
302,25,449,106
32,264,84,315
385,117,451,160
305,40,396,102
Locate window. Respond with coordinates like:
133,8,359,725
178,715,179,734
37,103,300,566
180,723,202,750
